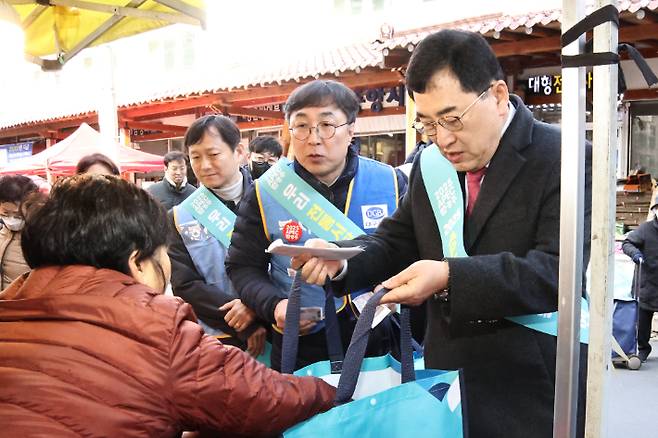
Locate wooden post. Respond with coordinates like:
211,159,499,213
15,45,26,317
586,1,618,437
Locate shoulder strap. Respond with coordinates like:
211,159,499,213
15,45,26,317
178,186,236,248
259,161,364,241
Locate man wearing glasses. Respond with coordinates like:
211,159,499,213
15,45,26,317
226,80,407,371
292,31,591,437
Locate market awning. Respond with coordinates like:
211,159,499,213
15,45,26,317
0,122,164,175
3,0,204,70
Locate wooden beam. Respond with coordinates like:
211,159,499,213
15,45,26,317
221,70,403,104
623,88,658,101
237,119,285,130
131,107,199,122
222,106,283,119
120,94,222,119
226,95,288,107
526,25,561,38
383,48,412,69
125,121,188,134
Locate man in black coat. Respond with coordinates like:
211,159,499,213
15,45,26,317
622,203,658,362
293,30,591,438
147,150,196,211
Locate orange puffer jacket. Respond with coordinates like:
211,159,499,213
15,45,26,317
0,265,335,437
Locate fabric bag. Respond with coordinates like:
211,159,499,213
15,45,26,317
284,288,465,438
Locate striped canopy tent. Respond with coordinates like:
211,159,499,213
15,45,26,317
1,0,204,70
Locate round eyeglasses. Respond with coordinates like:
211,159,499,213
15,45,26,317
289,122,350,141
411,84,493,135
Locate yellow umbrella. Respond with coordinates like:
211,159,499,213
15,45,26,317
2,0,204,70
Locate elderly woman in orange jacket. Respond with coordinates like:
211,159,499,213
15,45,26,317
0,174,334,437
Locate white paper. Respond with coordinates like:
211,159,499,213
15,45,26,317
266,239,364,260
352,292,393,329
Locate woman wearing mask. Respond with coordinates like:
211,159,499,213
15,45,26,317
0,175,37,289
0,174,335,437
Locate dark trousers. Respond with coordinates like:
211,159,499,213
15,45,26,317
270,310,393,372
638,307,654,356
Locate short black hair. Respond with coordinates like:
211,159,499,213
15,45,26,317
249,136,283,157
163,150,186,167
284,80,360,124
0,175,38,204
21,175,169,274
76,153,120,175
184,115,241,151
406,30,504,97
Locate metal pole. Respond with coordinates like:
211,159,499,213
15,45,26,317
555,1,586,437
585,1,618,437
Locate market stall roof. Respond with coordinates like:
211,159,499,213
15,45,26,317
4,0,205,70
374,0,658,67
0,122,163,175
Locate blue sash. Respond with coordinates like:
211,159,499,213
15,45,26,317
178,186,236,249
419,144,589,343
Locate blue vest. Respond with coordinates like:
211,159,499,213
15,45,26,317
172,205,238,337
256,157,398,333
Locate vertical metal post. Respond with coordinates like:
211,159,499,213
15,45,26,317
555,1,586,437
586,1,618,437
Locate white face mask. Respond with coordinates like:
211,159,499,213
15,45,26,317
1,216,24,231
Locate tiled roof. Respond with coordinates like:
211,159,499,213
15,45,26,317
4,0,658,131
0,43,384,130
373,0,658,52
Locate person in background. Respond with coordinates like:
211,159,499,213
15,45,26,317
0,174,335,437
75,153,120,176
147,150,196,211
622,203,658,362
0,175,38,289
247,135,283,179
169,115,267,356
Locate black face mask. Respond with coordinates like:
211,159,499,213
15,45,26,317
250,161,271,179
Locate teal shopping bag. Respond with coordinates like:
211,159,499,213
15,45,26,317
284,288,465,438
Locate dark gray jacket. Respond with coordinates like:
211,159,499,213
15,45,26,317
147,178,196,211
623,217,658,309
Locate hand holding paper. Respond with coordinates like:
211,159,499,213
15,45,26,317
267,238,363,286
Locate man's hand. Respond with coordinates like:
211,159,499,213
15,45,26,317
380,260,450,306
274,298,317,335
290,238,344,285
632,253,644,265
246,326,267,357
219,299,256,332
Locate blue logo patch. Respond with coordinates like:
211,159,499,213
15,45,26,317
365,206,385,219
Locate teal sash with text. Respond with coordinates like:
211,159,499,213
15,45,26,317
419,144,589,344
178,186,236,248
259,162,365,240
